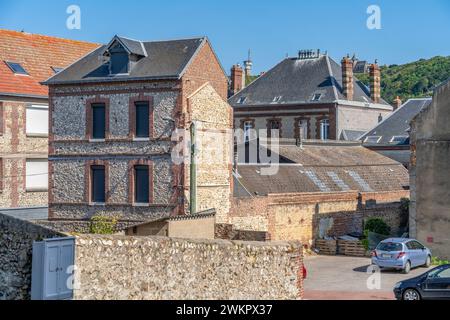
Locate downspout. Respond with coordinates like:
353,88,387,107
189,121,197,214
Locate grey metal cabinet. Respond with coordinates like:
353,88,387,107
31,237,75,300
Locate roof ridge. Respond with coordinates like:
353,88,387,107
325,55,339,100
0,28,100,45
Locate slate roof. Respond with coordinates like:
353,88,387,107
341,129,367,141
0,29,99,97
234,142,409,197
229,54,390,107
44,35,208,85
360,98,433,146
0,206,48,221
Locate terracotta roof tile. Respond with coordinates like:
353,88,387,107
0,29,99,97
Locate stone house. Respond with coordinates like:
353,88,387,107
43,35,232,225
360,98,432,168
0,29,98,210
409,79,450,259
229,50,393,141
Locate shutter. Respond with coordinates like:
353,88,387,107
135,102,149,137
26,159,48,191
26,105,49,135
134,165,149,203
92,104,105,139
91,166,105,202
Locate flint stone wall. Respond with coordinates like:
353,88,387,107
74,234,303,300
0,213,65,300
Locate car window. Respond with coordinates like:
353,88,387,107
405,242,414,250
377,242,403,252
429,267,450,279
413,241,424,250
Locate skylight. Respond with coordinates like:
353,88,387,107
364,136,381,144
312,93,322,101
272,96,282,102
51,66,64,74
237,96,247,104
391,136,408,144
5,61,29,75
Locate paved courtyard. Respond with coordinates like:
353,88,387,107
303,255,433,300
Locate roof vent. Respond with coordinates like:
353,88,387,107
298,49,320,60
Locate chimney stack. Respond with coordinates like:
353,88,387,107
393,96,402,110
341,55,354,100
369,61,381,103
230,64,244,95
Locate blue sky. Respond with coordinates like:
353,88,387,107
1,0,449,74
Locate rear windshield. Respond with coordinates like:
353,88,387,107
377,242,403,252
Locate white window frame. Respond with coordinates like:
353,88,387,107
25,159,48,192
320,119,329,140
26,104,49,137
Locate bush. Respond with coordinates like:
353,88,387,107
89,216,117,234
432,256,450,266
364,218,391,236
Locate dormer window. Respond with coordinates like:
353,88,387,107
312,93,322,101
237,96,247,104
109,42,129,75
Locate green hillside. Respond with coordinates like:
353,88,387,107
357,56,450,104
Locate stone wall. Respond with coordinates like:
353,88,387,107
410,79,450,259
230,191,409,246
73,234,303,300
0,213,64,300
0,99,48,208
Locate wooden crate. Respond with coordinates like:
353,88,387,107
337,240,367,257
315,239,337,255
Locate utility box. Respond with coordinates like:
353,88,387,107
31,237,75,300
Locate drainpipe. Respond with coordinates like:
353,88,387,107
189,121,197,215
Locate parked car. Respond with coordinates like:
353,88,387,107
371,238,431,274
394,264,450,300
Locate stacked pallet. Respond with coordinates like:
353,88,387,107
315,239,337,255
337,240,367,257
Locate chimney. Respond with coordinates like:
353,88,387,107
230,64,243,95
341,55,354,100
393,96,402,110
369,61,381,103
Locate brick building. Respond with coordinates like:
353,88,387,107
0,29,98,210
44,35,232,225
410,79,450,259
229,50,393,141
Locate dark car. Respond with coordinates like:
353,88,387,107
394,264,450,300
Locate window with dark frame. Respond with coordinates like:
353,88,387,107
267,119,281,138
5,61,29,75
135,102,149,138
134,165,149,203
91,165,105,203
91,103,106,139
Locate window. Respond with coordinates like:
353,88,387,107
237,96,247,104
135,102,149,138
109,43,129,74
272,96,282,102
5,61,29,75
429,267,450,279
26,105,49,136
25,159,48,191
320,119,330,140
391,136,408,144
134,165,149,203
91,165,105,203
364,136,381,144
312,93,322,101
51,66,64,74
91,104,106,139
297,119,308,139
267,119,281,138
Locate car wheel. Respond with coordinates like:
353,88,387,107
402,289,421,301
403,261,411,274
424,255,431,268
